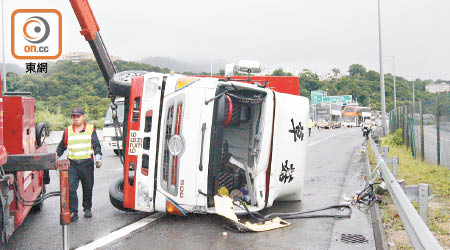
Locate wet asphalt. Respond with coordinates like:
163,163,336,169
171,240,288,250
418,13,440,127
2,144,149,250
1,127,365,250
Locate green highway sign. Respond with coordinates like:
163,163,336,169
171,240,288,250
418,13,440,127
310,90,352,105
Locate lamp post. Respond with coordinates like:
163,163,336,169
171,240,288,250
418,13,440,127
412,80,416,114
385,56,397,111
377,0,387,135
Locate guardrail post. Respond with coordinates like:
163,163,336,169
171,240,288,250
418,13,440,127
419,183,429,225
392,156,399,179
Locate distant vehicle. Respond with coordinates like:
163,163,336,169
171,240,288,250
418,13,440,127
342,106,358,127
103,98,124,155
357,107,372,126
315,102,342,129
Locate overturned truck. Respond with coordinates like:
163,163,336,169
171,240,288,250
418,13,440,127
70,0,309,216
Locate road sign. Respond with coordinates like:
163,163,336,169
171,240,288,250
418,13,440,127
311,90,324,105
322,95,352,104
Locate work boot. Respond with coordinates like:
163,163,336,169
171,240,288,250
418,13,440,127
70,212,78,222
84,209,92,218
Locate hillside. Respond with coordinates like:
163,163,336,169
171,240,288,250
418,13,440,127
1,63,25,75
4,60,438,129
5,60,170,129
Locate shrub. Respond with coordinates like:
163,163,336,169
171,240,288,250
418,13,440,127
385,129,404,146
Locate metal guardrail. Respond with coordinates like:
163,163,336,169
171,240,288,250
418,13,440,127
368,137,442,250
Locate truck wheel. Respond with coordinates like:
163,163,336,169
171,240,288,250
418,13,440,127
109,177,135,212
109,70,149,96
35,122,49,147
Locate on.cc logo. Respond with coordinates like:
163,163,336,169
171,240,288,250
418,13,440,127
23,16,50,44
11,9,62,60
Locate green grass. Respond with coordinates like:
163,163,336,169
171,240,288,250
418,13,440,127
380,140,450,198
369,137,450,247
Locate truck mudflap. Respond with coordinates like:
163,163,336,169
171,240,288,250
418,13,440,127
214,195,290,232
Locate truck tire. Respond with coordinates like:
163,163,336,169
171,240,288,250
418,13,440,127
109,70,149,97
35,122,48,147
109,177,135,212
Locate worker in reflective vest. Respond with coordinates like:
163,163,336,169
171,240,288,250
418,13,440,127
56,107,102,222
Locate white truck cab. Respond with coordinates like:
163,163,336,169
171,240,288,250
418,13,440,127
109,71,309,215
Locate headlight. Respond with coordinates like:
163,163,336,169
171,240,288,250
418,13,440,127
138,182,151,208
145,77,159,101
104,137,111,142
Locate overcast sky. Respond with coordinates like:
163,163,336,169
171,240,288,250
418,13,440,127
2,0,450,80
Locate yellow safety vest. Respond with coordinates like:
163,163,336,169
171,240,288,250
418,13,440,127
67,124,94,160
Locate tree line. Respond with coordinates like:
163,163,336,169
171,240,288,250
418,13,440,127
271,64,437,111
5,60,438,129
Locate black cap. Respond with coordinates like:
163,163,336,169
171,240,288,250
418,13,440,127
72,107,85,115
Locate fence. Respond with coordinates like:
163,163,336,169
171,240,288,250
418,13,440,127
389,92,450,167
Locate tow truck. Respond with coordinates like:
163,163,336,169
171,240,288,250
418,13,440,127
70,0,309,217
0,73,70,244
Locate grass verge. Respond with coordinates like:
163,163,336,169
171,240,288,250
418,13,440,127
368,138,450,249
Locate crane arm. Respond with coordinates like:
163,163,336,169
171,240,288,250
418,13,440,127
69,0,116,88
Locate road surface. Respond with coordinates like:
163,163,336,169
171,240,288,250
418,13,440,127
414,125,450,167
2,127,369,250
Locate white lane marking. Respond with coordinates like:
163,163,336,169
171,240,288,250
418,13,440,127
76,213,164,250
308,130,356,148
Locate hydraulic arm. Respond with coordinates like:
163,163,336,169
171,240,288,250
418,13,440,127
69,0,116,89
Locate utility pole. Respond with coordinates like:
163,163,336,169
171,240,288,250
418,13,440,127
377,0,387,135
392,56,397,111
412,80,415,114
2,0,7,93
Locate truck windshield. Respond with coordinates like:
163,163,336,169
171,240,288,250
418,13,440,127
104,102,124,125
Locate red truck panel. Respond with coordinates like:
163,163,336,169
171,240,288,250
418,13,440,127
3,96,36,154
123,76,145,209
197,76,300,96
3,95,43,229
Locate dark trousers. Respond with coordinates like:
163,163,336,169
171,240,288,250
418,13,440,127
308,128,311,136
69,159,94,213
